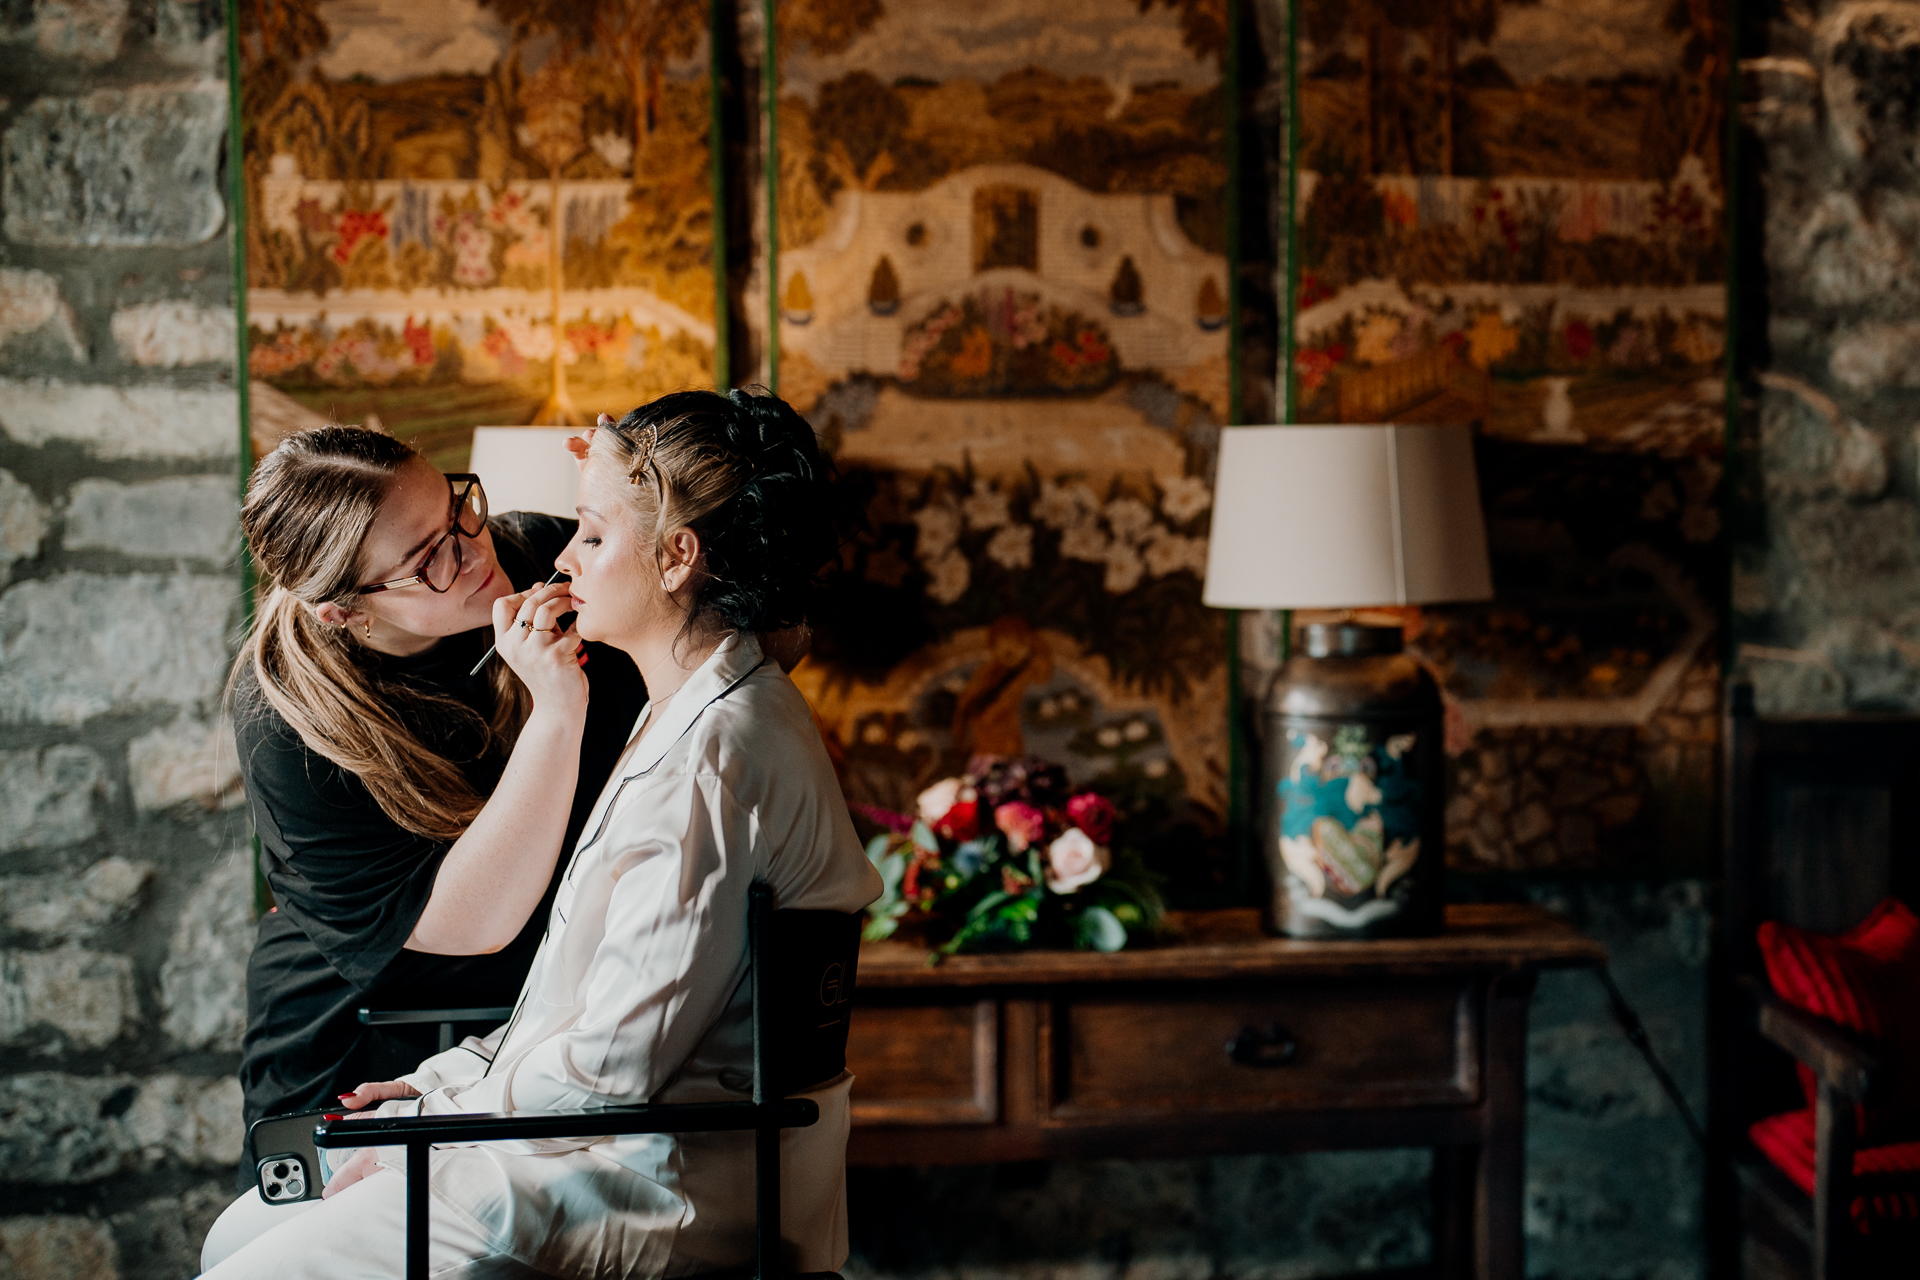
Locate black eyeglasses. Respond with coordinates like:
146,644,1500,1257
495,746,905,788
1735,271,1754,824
358,474,488,595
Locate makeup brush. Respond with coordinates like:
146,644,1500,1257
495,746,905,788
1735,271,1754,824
469,567,568,677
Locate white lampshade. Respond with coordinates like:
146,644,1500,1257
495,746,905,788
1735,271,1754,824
467,427,582,518
1201,424,1493,610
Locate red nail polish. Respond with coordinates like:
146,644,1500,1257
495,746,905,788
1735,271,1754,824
323,1113,344,1121
338,1094,354,1101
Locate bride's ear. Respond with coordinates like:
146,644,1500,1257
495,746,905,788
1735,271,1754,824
657,526,702,593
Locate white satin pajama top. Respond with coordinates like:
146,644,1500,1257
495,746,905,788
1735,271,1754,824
386,632,883,1280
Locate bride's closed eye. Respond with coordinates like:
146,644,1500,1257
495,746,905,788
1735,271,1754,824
581,537,602,546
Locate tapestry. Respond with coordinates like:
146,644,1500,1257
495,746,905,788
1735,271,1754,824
237,0,719,468
1288,0,1730,873
765,0,1238,898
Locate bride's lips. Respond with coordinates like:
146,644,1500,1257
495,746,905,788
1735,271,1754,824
467,566,495,599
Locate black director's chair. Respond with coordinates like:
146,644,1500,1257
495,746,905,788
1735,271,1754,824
318,884,861,1280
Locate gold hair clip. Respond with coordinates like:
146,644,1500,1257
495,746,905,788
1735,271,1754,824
628,423,660,486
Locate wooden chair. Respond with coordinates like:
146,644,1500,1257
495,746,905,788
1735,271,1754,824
318,884,861,1280
1712,684,1920,1279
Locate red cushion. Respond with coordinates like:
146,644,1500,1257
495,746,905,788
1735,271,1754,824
1749,1108,1920,1235
1757,897,1920,1137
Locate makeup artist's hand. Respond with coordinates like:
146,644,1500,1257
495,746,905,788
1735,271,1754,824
492,580,589,716
320,1081,422,1199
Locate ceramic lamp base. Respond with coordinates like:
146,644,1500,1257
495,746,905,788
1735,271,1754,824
1260,623,1445,939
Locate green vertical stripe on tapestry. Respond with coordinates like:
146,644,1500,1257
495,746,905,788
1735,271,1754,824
223,0,269,918
762,0,779,393
708,0,731,389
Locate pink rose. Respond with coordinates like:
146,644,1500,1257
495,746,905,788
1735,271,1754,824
1045,828,1111,894
994,802,1046,853
1066,792,1117,846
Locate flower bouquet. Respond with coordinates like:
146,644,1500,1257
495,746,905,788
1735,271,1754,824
857,756,1164,958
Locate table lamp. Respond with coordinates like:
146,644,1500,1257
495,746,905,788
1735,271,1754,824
1203,424,1494,939
467,427,583,518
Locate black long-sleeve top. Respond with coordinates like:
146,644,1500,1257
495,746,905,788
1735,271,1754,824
232,513,644,1146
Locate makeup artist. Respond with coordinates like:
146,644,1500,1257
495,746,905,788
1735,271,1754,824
226,423,646,1187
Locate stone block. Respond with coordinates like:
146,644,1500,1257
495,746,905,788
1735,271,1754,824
0,948,136,1048
111,301,236,368
1593,794,1643,829
0,857,152,941
0,1072,241,1184
1829,320,1920,392
1820,2,1920,171
1782,190,1920,311
160,854,253,1050
1781,498,1920,615
154,0,224,62
124,1074,244,1169
0,468,50,578
2,83,226,247
1809,615,1920,708
0,1215,120,1280
63,475,238,561
0,268,86,361
0,744,108,853
127,713,242,811
0,572,234,724
1511,801,1554,845
0,1073,141,1183
0,380,237,460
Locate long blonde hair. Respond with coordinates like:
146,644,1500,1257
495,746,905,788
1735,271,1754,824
231,426,530,842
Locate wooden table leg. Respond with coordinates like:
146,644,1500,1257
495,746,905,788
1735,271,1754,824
1477,971,1536,1280
1432,1144,1476,1280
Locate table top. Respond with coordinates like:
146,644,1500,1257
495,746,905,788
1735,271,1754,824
855,902,1607,989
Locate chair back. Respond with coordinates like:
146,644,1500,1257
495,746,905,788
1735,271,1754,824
1721,684,1920,978
749,883,863,1098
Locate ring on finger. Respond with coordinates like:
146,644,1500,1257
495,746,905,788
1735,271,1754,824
529,624,556,633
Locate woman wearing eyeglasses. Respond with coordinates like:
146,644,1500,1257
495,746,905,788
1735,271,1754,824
225,424,646,1183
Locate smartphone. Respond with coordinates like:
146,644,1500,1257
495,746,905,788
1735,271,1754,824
248,1109,332,1205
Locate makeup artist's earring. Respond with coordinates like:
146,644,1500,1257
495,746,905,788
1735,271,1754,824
364,620,372,640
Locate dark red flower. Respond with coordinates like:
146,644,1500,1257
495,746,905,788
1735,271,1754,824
935,799,980,842
1066,792,1117,846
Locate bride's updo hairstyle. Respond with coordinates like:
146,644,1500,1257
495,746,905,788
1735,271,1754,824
592,387,838,634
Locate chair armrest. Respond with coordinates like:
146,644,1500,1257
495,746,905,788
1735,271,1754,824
313,1098,819,1148
1740,977,1879,1100
356,1007,517,1028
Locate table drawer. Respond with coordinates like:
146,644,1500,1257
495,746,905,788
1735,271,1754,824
1041,978,1478,1119
847,999,998,1126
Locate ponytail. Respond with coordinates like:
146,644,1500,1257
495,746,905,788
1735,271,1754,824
229,426,530,842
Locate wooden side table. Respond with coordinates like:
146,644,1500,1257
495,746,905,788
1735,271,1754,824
845,902,1606,1280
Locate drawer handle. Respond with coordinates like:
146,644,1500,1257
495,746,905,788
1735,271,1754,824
1227,1023,1298,1067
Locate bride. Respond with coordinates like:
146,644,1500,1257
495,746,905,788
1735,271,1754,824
202,389,883,1279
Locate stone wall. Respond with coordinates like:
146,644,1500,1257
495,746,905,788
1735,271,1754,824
1736,1,1920,712
0,2,253,1276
